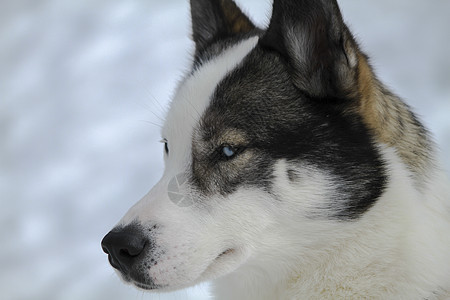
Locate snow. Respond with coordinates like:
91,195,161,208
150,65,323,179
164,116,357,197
1,0,448,299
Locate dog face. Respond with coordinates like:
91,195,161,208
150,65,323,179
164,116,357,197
102,0,388,292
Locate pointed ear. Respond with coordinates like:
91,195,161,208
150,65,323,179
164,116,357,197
190,0,256,57
260,0,359,98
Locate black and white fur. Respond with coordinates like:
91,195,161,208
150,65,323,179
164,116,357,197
102,0,450,298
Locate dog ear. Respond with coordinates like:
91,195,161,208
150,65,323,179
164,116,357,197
260,0,359,98
190,0,256,57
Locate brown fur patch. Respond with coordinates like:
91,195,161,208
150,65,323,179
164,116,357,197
356,53,433,181
220,0,255,35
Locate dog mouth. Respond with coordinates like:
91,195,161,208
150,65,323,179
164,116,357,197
216,248,235,259
202,247,244,276
119,272,164,291
199,247,249,280
123,247,241,291
133,280,162,291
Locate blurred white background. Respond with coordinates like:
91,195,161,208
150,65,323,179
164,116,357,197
1,0,449,299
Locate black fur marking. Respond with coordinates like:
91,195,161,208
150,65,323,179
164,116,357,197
187,0,387,220
193,46,387,220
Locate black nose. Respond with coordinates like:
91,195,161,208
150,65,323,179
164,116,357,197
101,225,147,273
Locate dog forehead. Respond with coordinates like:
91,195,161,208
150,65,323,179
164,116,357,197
198,48,304,144
195,126,248,146
162,37,258,149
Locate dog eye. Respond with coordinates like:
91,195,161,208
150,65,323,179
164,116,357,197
222,146,235,158
160,139,169,155
219,145,244,160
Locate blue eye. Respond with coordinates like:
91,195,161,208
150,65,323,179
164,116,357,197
217,144,244,161
222,146,235,158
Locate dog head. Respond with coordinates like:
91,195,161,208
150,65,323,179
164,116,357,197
102,0,387,291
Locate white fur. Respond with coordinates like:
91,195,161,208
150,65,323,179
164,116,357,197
116,35,450,298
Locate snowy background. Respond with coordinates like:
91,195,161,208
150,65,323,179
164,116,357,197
1,0,449,299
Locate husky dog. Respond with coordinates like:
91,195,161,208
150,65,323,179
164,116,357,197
102,0,450,298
